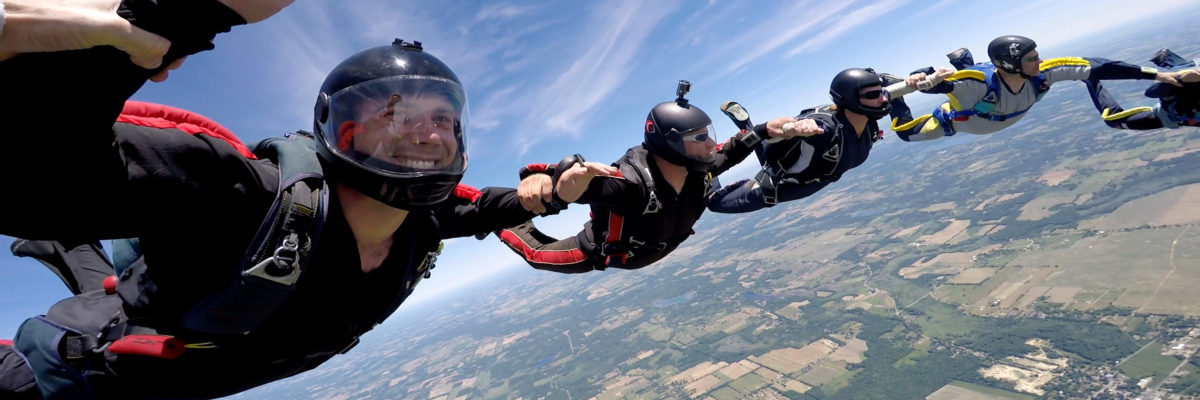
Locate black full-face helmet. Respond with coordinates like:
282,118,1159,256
988,35,1038,75
643,81,716,172
313,39,469,209
829,68,890,120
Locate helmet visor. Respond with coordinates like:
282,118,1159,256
322,76,468,177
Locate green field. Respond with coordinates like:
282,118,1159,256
926,380,1035,400
1119,341,1181,385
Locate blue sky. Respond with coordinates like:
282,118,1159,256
1,0,1197,337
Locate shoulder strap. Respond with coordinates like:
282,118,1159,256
617,148,660,215
180,132,329,335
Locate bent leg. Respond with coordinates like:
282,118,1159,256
0,343,40,400
707,179,769,214
1084,77,1164,130
889,98,949,142
497,221,595,273
11,240,115,295
772,180,826,205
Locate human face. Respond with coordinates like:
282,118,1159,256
351,93,460,170
858,85,887,108
681,127,716,159
1020,50,1042,77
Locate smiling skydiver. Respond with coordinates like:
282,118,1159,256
0,2,584,398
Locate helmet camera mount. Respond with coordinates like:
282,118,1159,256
676,80,691,106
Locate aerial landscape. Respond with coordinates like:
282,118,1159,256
214,9,1200,400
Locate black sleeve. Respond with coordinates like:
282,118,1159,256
794,114,839,148
923,81,955,94
3,123,275,240
0,0,246,138
0,0,254,239
575,175,641,209
709,131,760,176
1086,57,1159,80
435,187,539,239
1145,82,1198,98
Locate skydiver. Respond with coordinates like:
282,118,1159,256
0,2,579,398
887,35,1187,141
1085,67,1200,130
707,68,900,213
494,81,763,273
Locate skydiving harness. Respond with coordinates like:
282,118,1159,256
933,62,1050,136
1148,102,1200,128
596,149,703,268
14,122,446,397
754,105,873,205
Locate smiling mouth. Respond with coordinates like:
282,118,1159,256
385,150,441,169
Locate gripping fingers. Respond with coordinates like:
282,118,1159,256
582,162,618,177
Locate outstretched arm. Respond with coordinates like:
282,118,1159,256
436,185,543,239
0,0,290,76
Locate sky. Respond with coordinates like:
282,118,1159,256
1,0,1198,338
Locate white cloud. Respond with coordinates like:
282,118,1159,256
504,0,684,155
703,0,862,79
784,0,909,58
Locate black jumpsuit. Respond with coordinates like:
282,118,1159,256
0,1,533,398
498,139,755,274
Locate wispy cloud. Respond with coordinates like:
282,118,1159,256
474,3,543,22
500,0,684,155
783,0,909,58
701,0,861,79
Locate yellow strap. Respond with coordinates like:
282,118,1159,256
185,342,218,349
1039,57,1089,71
945,69,985,83
1101,106,1154,121
892,114,933,131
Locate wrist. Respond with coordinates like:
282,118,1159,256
1143,66,1161,79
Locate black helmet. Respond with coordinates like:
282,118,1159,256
829,68,890,120
313,39,469,209
987,35,1037,74
644,81,716,171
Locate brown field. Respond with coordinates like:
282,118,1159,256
1074,193,1093,205
1016,286,1052,308
892,225,922,239
775,378,812,394
1017,194,1075,221
797,364,844,387
1079,183,1200,230
917,219,971,245
717,360,760,380
1153,143,1200,161
670,361,726,382
921,202,957,212
926,383,1024,400
987,267,1055,309
951,268,998,284
1037,170,1075,186
748,228,872,264
1043,287,1081,304
1016,227,1200,315
899,245,1000,279
749,341,837,374
827,339,868,364
976,192,1027,211
684,374,723,398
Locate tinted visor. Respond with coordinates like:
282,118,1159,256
321,76,468,177
667,124,717,165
